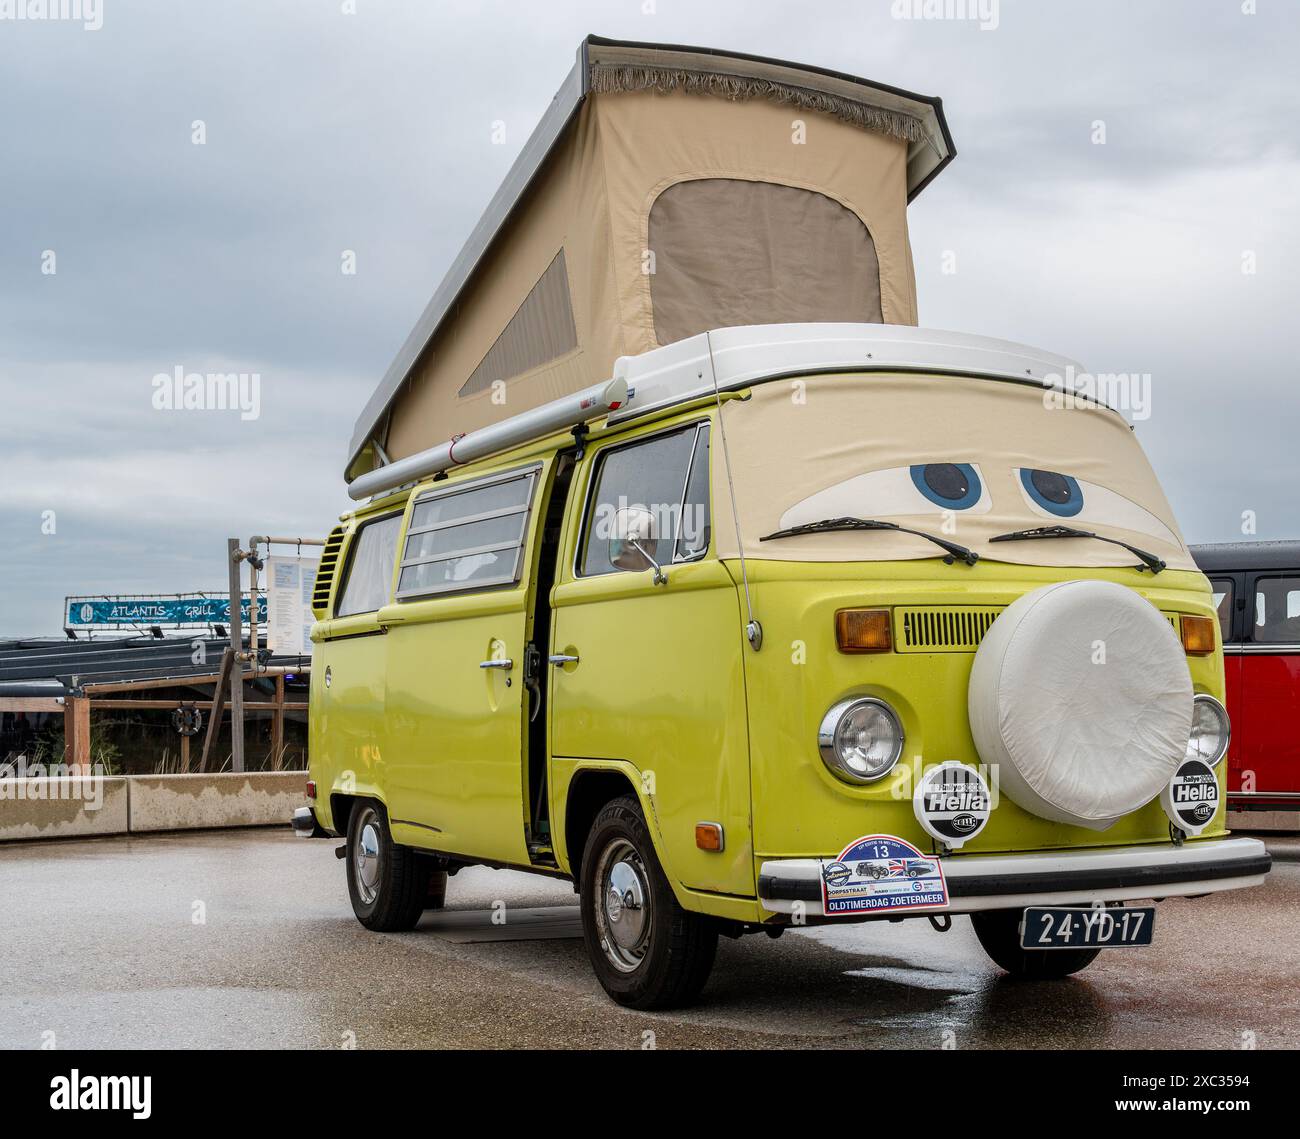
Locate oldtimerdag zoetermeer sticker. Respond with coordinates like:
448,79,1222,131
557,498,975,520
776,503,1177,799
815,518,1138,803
820,835,949,916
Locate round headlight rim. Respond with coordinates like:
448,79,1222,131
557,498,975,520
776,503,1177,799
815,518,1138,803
1189,692,1230,768
817,696,905,785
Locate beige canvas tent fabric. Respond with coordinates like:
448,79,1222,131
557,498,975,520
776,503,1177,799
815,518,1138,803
710,373,1197,572
379,86,917,465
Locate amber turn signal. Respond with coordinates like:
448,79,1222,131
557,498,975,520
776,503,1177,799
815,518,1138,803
835,608,892,653
1180,614,1216,656
694,822,725,852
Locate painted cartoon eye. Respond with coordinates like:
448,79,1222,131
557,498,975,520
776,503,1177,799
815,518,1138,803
910,463,983,510
778,462,991,529
1013,468,1180,546
1019,468,1084,517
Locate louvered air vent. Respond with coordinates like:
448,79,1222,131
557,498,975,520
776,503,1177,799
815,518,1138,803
895,606,1003,652
312,526,347,617
895,605,1183,652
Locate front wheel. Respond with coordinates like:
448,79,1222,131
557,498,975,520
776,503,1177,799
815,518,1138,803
970,908,1101,979
345,802,429,931
580,796,718,1009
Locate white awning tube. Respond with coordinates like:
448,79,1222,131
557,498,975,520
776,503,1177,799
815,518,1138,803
346,378,627,501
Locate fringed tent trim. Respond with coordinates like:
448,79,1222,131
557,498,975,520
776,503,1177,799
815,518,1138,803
589,63,930,144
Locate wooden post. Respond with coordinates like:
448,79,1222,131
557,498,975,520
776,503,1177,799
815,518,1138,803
227,538,246,773
63,695,90,773
197,649,234,773
180,731,190,774
271,673,285,771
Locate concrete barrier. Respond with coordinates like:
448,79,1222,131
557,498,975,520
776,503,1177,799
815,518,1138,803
127,771,308,833
0,777,129,842
0,771,307,841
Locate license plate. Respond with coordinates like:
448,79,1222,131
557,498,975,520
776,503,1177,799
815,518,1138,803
1019,905,1155,949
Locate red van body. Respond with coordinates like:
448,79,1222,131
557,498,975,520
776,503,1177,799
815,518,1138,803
1191,541,1300,811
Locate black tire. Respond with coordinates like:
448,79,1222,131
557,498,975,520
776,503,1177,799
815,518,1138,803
970,909,1101,979
345,801,427,931
579,796,718,1010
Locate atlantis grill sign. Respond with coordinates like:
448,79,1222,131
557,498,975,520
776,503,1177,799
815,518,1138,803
65,595,268,628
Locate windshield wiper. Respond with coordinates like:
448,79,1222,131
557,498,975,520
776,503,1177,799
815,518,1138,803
989,525,1165,574
759,517,979,565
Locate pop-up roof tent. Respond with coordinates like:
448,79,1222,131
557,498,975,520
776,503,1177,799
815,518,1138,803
346,35,955,482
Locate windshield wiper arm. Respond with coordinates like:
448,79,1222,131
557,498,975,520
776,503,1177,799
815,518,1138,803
759,517,979,565
989,524,1165,574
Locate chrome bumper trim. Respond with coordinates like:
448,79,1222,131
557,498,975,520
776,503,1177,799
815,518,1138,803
757,837,1271,916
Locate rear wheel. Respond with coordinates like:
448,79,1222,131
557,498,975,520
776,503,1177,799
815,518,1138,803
580,796,718,1009
345,802,428,931
970,908,1101,978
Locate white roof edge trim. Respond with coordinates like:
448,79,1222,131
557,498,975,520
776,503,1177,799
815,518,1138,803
346,36,954,472
606,323,1098,424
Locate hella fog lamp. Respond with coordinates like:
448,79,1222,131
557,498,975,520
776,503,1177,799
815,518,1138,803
818,697,904,784
1186,693,1230,767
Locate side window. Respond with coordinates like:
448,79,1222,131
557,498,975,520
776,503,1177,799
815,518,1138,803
335,514,403,617
1208,576,1234,644
397,468,537,598
1253,574,1300,644
579,423,711,577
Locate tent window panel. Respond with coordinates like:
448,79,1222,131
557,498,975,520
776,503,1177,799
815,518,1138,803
648,179,883,346
458,250,578,397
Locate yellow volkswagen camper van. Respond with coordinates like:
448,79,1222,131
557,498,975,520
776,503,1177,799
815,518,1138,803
296,38,1270,1008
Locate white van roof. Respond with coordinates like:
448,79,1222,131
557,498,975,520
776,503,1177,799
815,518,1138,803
345,323,1095,502
608,323,1093,423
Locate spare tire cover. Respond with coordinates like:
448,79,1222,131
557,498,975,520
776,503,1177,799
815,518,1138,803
968,580,1193,829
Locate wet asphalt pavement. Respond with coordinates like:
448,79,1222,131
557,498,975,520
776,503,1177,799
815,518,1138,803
1,829,1296,1050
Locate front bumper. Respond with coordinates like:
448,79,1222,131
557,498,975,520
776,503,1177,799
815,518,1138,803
757,837,1271,917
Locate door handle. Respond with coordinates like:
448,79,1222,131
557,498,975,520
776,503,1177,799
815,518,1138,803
479,658,514,671
548,654,580,666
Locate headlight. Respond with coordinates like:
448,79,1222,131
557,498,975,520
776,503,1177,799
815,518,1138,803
818,697,904,784
1186,694,1230,767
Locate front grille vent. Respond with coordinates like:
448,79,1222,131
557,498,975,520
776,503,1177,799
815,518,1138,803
894,605,1182,652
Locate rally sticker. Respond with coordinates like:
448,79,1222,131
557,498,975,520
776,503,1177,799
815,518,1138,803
913,761,991,850
1161,758,1220,836
820,834,948,916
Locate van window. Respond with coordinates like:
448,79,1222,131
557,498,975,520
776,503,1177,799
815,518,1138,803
1254,575,1300,643
397,468,538,598
580,423,711,577
1209,577,1234,643
675,425,711,563
335,514,403,617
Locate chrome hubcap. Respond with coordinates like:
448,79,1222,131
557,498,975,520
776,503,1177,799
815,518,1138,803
354,809,382,905
595,838,652,972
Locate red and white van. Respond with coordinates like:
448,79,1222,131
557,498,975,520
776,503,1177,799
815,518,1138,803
1191,541,1300,813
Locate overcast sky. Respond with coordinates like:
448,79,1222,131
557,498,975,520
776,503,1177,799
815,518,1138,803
1,0,1297,636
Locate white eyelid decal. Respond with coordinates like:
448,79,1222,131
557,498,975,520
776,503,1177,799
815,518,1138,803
780,463,991,529
1014,468,1179,547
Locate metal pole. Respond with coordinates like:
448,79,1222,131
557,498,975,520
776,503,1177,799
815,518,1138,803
227,538,246,773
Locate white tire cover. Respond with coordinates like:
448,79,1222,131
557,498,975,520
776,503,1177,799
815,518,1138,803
968,580,1193,830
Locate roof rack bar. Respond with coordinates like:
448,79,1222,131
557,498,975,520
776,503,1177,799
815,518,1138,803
346,377,628,502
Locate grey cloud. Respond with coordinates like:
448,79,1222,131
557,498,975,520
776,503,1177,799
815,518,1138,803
2,0,1297,633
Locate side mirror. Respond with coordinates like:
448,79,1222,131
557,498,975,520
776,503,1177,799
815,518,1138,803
609,505,666,583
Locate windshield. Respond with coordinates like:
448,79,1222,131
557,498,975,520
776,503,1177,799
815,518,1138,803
712,372,1195,571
